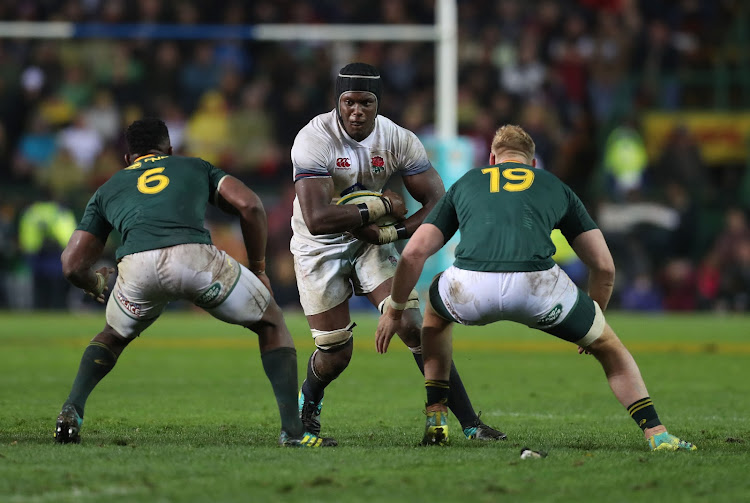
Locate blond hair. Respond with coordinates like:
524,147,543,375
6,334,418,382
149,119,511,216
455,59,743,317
490,125,535,163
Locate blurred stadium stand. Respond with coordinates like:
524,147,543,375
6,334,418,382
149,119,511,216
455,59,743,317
0,0,748,312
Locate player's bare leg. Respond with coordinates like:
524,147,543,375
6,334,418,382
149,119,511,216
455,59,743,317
298,300,354,435
586,324,696,451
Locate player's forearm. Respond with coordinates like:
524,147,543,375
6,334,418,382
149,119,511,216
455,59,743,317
239,206,268,271
64,267,100,292
305,204,369,235
61,236,101,291
398,203,434,238
390,254,425,305
587,269,615,311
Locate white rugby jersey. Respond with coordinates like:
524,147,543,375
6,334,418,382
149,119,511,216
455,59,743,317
291,109,432,246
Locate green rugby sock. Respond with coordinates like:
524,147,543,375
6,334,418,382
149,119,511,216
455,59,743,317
261,347,304,437
65,342,118,418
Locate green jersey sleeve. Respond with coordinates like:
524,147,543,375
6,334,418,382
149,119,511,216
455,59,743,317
556,186,598,241
77,192,113,243
424,187,459,243
204,160,230,205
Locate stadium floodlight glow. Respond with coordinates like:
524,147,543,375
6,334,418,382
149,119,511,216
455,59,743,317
0,0,458,139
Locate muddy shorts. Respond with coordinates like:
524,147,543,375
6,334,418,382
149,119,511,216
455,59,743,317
107,243,271,338
429,264,604,347
291,237,402,316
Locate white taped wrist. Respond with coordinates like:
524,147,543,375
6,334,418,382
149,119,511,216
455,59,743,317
92,272,106,295
364,197,388,222
389,297,407,311
377,225,399,244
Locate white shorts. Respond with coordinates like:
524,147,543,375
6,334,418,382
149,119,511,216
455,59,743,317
106,243,271,338
430,264,604,346
291,236,400,315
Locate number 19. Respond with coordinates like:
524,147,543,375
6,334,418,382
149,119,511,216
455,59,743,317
481,167,535,192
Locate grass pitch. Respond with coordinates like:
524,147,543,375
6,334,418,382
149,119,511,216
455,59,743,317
1,310,748,502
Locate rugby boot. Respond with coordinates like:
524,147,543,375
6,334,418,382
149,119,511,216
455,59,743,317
54,404,82,444
648,432,697,451
463,413,507,441
422,404,449,446
298,385,323,435
279,430,337,447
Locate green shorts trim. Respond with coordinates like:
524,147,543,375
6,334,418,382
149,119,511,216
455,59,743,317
542,288,595,343
428,273,458,323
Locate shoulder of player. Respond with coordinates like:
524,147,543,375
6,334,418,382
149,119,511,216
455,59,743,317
375,114,416,137
295,110,337,140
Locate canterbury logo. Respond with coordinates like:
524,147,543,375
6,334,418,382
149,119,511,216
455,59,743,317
94,359,112,366
639,419,647,426
336,158,350,167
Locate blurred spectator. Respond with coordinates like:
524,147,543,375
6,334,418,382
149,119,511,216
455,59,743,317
83,89,121,143
707,208,750,311
718,239,750,312
183,90,230,167
652,125,708,202
695,251,721,310
710,208,750,268
500,29,546,99
602,120,648,198
17,199,77,310
660,258,697,311
631,19,682,109
57,113,104,172
15,114,57,173
620,273,663,312
180,42,223,112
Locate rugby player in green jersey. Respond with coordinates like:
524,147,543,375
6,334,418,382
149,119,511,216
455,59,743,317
376,124,696,452
54,118,335,448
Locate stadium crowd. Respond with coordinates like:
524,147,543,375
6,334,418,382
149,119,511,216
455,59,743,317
0,0,748,312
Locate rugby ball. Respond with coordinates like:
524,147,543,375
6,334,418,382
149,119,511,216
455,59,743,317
336,190,397,227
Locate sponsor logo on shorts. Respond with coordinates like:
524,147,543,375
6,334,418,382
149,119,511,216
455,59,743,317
538,303,563,326
371,155,385,174
195,282,222,306
117,291,142,317
388,255,398,266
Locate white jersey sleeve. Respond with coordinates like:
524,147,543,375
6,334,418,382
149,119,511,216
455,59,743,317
393,126,432,176
291,120,334,182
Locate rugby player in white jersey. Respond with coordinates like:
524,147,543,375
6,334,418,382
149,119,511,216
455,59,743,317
291,63,505,441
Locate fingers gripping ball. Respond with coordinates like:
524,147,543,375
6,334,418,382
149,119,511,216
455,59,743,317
336,190,398,227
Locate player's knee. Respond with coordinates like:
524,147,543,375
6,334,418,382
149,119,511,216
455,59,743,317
312,322,355,352
587,324,622,354
92,324,130,357
397,319,422,347
378,290,420,315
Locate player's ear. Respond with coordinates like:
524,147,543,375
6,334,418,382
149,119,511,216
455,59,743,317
489,152,496,165
123,154,130,166
167,146,173,155
531,158,537,168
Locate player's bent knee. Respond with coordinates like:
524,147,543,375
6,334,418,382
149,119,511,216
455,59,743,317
312,322,355,352
575,300,606,347
378,290,420,314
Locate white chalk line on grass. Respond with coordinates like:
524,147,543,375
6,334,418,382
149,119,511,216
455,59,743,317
7,485,146,503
